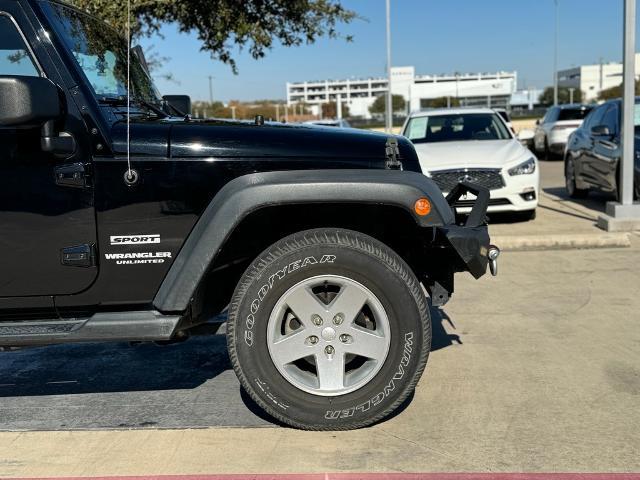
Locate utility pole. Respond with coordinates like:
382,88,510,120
275,103,280,122
207,75,214,104
230,105,236,120
553,0,559,106
568,87,575,104
385,0,393,133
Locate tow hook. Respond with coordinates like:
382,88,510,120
488,245,500,276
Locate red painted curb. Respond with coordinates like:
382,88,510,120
6,474,640,480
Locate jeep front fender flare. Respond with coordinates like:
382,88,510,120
153,169,454,313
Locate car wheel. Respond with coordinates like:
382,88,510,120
565,157,588,199
226,228,431,430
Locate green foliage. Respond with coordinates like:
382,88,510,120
597,81,640,101
538,86,584,105
421,96,460,109
69,0,357,73
322,101,350,118
368,94,406,114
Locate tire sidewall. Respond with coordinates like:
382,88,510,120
228,232,429,429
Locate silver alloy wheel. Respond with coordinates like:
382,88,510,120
267,275,391,396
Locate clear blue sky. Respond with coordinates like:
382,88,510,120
139,0,632,102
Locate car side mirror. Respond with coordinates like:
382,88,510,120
535,119,541,126
591,124,610,137
163,95,192,116
0,75,74,155
517,128,535,144
0,75,61,127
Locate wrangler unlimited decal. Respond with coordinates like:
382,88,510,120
104,252,172,265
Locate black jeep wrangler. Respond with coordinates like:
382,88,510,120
0,0,498,430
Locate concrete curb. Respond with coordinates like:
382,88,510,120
491,233,632,251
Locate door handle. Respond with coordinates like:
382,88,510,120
55,163,89,188
597,140,617,150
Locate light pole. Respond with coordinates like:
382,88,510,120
568,87,575,104
385,0,393,133
597,0,640,230
619,0,637,207
207,75,214,104
553,0,559,106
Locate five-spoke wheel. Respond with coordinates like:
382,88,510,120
267,275,390,396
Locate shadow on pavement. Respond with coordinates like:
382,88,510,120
430,306,462,352
0,307,458,430
0,334,231,397
543,186,610,216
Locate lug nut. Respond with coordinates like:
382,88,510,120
308,335,319,345
325,345,335,355
333,313,344,325
339,334,350,343
312,314,323,326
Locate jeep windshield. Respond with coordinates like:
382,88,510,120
405,113,512,144
40,0,161,105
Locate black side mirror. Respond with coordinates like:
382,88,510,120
591,124,611,137
0,75,61,126
0,76,75,155
535,119,541,126
163,95,191,116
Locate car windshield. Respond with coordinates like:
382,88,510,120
558,107,592,121
40,1,161,104
404,113,512,144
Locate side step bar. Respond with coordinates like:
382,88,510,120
0,311,181,347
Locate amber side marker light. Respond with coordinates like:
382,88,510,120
414,198,431,216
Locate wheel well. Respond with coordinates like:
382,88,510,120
189,203,433,322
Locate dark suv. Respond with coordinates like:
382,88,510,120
0,0,496,430
564,98,640,200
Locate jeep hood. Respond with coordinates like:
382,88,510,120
112,118,420,171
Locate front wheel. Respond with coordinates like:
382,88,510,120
565,157,588,199
226,228,431,430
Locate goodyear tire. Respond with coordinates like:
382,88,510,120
226,228,431,430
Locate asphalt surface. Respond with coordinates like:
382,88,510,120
0,334,273,430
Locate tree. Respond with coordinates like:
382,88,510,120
538,86,583,105
322,101,350,119
421,97,460,109
70,0,357,73
598,80,640,101
368,94,406,115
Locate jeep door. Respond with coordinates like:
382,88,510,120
0,2,97,299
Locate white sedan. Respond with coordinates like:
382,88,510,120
402,108,539,220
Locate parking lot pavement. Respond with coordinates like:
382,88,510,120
1,236,639,476
0,335,270,431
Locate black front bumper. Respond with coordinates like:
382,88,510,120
438,182,492,279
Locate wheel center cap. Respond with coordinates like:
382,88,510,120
321,326,336,341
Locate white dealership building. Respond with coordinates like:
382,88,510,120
558,53,640,102
286,66,517,119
